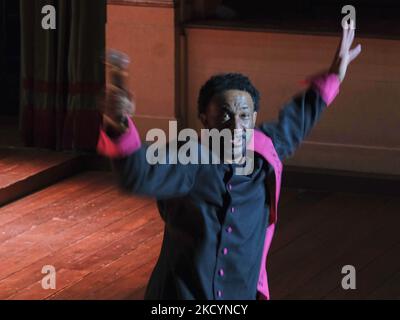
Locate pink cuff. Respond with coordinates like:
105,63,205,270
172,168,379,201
309,73,340,106
97,117,141,158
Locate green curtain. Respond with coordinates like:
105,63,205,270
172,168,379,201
20,0,106,151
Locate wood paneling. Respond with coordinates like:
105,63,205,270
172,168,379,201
106,3,180,136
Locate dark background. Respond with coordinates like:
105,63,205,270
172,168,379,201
0,0,20,116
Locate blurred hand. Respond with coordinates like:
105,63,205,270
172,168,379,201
100,50,135,133
102,84,135,131
330,27,362,82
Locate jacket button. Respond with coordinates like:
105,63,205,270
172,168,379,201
223,248,228,255
231,207,235,213
227,226,233,233
228,184,232,191
217,290,223,297
219,268,224,276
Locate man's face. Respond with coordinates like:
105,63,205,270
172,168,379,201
200,89,257,162
200,89,257,131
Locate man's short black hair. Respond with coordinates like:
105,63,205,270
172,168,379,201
197,73,260,116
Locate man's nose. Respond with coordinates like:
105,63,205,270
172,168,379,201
229,116,244,137
234,115,244,131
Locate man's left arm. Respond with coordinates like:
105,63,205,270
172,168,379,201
258,73,339,161
259,27,361,162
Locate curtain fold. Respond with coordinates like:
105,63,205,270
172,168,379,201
20,0,106,151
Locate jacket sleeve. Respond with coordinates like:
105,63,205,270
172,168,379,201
258,73,340,162
97,117,199,199
110,145,199,199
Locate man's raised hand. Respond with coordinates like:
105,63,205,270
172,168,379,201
101,50,135,134
330,27,362,82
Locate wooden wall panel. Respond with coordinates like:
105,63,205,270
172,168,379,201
106,4,178,137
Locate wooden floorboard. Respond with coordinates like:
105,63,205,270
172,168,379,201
0,147,83,206
0,204,159,299
0,171,159,299
320,196,400,299
1,169,399,299
0,174,113,244
268,192,395,299
0,148,78,189
368,268,400,299
269,189,333,254
48,232,163,300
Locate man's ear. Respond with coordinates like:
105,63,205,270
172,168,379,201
199,113,208,128
253,111,257,127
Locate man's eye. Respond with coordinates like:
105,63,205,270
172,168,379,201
222,113,230,122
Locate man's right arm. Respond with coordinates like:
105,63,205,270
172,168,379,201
97,117,198,200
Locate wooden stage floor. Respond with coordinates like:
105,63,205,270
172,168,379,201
0,170,399,299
